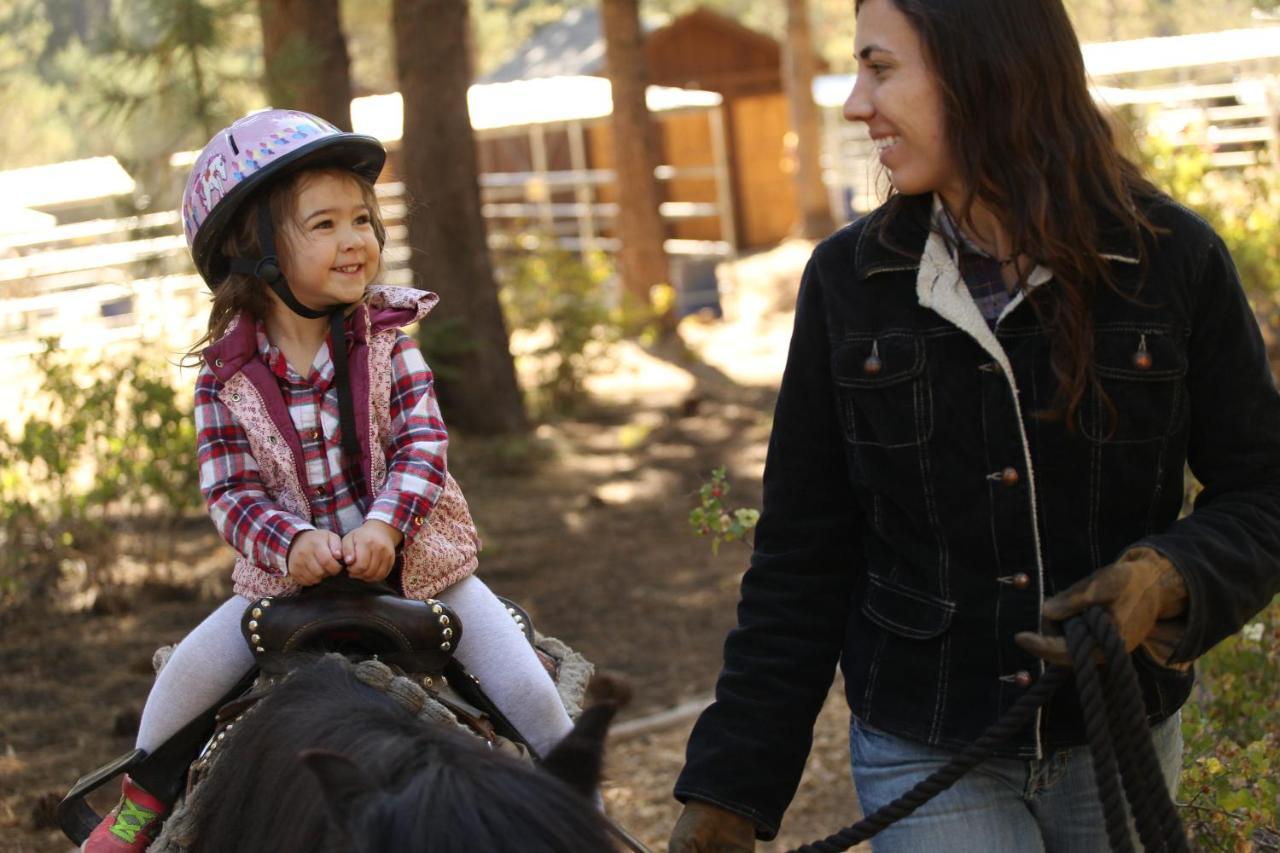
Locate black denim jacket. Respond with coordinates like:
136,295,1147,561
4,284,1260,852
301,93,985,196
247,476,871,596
675,192,1280,839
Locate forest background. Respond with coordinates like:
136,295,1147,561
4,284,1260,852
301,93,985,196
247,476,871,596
3,0,1279,173
1,1,1279,851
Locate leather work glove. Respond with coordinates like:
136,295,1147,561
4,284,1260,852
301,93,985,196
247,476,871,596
1015,547,1190,670
669,800,757,853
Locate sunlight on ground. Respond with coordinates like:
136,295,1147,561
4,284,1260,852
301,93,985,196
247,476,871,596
680,239,811,387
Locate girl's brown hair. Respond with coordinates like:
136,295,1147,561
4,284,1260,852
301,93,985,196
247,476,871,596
856,0,1160,426
185,168,386,363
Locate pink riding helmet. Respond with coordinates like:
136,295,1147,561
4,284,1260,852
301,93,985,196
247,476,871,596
181,108,386,286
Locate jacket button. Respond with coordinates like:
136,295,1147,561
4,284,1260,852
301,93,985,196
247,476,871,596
215,358,224,367
314,486,326,497
414,515,425,526
1001,467,1019,486
1014,670,1033,688
862,355,883,375
312,430,321,440
1012,572,1030,589
230,392,240,402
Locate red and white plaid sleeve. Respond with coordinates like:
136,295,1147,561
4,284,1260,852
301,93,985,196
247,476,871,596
365,333,449,541
194,366,314,575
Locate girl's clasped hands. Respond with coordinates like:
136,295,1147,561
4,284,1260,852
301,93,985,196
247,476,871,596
286,519,404,585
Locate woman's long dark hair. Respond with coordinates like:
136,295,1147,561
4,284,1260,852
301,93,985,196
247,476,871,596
857,0,1160,425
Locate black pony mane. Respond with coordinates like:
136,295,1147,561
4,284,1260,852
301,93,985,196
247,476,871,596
189,655,620,853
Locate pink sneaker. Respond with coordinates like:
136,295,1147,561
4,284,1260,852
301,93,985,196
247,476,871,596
81,776,168,852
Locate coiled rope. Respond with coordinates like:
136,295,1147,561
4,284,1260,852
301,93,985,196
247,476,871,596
787,606,1189,853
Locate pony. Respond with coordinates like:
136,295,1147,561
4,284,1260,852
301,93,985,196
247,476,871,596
174,654,630,853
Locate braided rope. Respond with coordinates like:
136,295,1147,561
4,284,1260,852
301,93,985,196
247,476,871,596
1066,617,1134,853
787,607,1188,853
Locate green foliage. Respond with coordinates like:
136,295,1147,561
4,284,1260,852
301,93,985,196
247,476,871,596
0,339,200,613
497,243,618,418
0,0,262,185
1141,133,1280,303
1178,597,1280,851
688,466,759,556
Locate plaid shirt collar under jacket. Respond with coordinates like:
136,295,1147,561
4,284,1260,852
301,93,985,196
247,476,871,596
933,197,1053,329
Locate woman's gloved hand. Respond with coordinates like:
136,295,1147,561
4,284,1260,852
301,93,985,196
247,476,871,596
669,800,757,853
1015,547,1190,668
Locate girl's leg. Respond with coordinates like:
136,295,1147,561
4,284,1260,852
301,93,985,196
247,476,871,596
135,595,257,752
84,596,257,852
437,575,574,757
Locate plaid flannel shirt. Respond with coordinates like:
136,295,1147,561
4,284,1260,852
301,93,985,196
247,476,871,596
195,318,447,575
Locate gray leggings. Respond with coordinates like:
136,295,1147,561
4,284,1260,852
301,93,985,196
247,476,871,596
135,575,572,757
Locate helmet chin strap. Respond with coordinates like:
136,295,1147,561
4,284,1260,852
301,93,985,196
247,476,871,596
228,198,365,498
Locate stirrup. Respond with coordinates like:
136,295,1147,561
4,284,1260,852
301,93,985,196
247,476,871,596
57,669,256,846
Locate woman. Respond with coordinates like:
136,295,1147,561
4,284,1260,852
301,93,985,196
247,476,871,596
668,0,1280,850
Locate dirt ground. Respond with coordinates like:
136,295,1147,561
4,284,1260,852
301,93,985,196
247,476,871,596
0,242,868,852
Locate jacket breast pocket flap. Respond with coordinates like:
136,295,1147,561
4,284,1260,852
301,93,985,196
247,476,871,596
1080,326,1188,444
831,335,930,448
1093,326,1187,383
861,573,956,640
832,334,924,389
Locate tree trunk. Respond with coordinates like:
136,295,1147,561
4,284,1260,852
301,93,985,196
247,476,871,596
600,0,672,320
783,0,835,239
258,0,353,129
392,0,527,435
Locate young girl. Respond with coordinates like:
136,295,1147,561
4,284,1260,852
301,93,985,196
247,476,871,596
83,109,574,853
670,0,1280,850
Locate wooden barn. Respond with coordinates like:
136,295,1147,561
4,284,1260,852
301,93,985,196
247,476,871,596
477,6,813,249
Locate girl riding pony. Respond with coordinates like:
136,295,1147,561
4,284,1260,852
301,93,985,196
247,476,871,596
83,109,575,852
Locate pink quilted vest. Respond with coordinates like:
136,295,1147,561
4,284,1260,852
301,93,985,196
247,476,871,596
204,285,480,602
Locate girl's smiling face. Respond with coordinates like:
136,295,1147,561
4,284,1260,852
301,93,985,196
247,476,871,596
843,0,959,199
278,170,381,311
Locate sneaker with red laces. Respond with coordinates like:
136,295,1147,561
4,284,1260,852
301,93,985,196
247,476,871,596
81,775,168,852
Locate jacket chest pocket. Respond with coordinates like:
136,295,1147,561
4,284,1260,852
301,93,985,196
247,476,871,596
1078,326,1188,444
832,333,931,448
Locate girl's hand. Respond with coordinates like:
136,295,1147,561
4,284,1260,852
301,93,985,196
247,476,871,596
287,530,345,586
341,519,403,582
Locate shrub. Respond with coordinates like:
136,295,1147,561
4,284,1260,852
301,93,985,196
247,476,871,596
1178,597,1280,851
497,243,618,418
0,339,200,614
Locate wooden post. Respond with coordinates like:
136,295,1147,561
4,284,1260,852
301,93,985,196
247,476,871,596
600,0,673,322
783,0,836,239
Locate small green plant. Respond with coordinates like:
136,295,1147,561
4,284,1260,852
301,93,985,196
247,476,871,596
497,242,618,418
689,466,759,555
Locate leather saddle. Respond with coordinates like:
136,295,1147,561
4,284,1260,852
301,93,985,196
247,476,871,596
241,574,463,676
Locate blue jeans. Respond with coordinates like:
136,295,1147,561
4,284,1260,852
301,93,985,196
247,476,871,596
850,713,1183,852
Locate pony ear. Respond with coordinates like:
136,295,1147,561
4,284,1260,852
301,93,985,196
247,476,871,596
540,672,631,799
300,749,377,830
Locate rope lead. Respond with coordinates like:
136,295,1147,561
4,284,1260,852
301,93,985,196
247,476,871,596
787,606,1189,853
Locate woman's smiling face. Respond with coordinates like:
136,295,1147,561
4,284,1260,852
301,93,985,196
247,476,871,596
843,0,959,199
